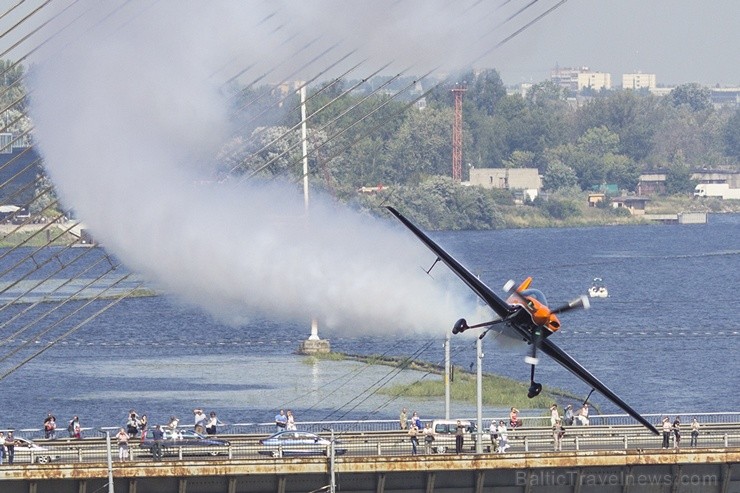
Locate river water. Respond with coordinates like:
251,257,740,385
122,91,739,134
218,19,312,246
1,214,738,430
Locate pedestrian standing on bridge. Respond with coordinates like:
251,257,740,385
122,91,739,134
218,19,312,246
412,412,423,430
115,428,130,461
0,432,5,464
509,407,521,428
550,403,559,426
408,424,419,455
274,410,287,432
423,423,435,454
564,405,574,426
206,411,225,436
4,432,16,464
690,418,700,447
489,421,499,453
68,416,81,439
126,411,139,437
43,413,57,440
399,408,408,430
167,416,179,432
138,414,148,437
672,417,681,449
496,421,509,453
661,417,671,448
455,420,465,454
286,410,296,431
575,404,590,426
151,425,164,461
193,409,208,434
552,419,565,452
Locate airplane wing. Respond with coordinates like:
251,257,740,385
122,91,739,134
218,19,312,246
387,206,514,320
388,206,659,435
539,338,659,434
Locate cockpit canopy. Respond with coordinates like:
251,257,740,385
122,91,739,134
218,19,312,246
520,288,548,306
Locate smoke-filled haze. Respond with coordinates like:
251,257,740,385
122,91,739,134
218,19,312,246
26,1,521,335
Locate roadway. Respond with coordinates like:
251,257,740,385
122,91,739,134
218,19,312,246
7,422,740,464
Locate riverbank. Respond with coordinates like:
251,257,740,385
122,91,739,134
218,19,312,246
305,352,585,412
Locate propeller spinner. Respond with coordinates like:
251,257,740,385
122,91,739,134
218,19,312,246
503,278,590,398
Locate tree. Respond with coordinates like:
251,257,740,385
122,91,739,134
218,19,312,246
542,160,578,191
669,83,712,112
503,151,536,168
385,107,455,184
576,91,659,162
664,164,696,195
724,109,740,161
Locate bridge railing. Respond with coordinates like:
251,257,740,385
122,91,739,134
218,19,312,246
8,427,740,465
9,412,740,441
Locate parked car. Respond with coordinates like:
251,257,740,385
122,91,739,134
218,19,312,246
429,419,489,453
139,428,230,457
12,437,60,464
258,431,346,457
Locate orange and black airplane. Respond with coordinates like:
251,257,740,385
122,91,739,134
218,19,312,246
387,206,659,435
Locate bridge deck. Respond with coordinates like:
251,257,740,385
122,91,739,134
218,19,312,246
0,448,738,493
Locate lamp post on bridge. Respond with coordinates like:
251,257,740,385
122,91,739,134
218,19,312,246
296,82,330,355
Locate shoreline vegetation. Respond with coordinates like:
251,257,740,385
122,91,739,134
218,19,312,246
2,196,738,249
304,351,588,412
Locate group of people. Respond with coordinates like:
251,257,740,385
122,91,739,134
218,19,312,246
488,420,510,453
0,431,18,464
399,408,430,455
42,414,81,440
274,409,297,432
662,416,700,449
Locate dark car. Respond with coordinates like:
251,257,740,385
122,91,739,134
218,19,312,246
139,428,230,457
258,431,346,457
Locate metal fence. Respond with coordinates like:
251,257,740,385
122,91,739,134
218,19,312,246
8,429,740,465
9,411,740,440
5,414,740,465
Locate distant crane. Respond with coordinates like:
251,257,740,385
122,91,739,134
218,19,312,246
451,85,467,182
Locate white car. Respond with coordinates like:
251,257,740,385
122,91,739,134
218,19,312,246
258,431,346,458
12,437,60,464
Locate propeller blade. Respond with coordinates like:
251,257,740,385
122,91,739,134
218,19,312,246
551,295,590,314
503,279,530,306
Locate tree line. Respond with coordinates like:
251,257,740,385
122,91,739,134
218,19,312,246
3,62,739,229
218,69,739,227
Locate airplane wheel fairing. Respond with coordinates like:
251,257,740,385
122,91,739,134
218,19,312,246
453,319,468,334
528,382,542,398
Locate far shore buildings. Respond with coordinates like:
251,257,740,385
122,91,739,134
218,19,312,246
551,66,612,92
469,167,541,202
523,67,740,109
637,169,740,196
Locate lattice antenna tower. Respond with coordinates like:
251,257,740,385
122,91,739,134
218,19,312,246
451,84,467,181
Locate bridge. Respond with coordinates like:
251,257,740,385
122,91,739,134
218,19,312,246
1,414,738,493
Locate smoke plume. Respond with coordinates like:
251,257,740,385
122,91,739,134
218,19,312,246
27,1,510,334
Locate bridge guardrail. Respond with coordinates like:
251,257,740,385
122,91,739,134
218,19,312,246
7,424,740,465
15,411,737,440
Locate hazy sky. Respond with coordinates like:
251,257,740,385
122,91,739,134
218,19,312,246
489,0,740,86
3,0,739,87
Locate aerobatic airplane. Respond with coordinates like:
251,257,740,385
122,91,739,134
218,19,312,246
387,206,659,435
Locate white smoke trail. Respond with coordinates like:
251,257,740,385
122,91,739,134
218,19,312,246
26,1,512,334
